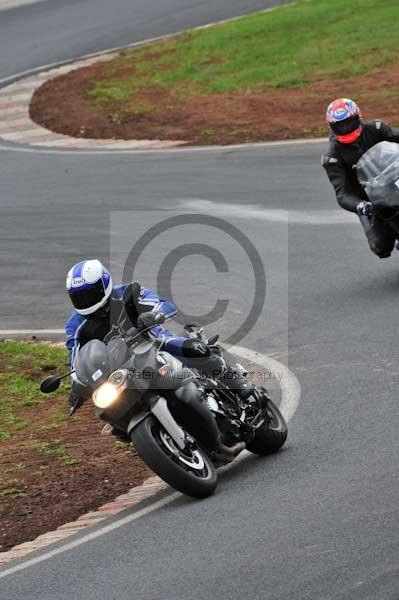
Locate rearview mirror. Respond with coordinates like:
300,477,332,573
40,375,61,393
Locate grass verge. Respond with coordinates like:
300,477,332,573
89,0,399,106
0,341,69,443
30,0,399,144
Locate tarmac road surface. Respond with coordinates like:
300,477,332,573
2,1,399,599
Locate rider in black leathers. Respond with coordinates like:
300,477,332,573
322,98,399,258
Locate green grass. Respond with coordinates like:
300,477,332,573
0,340,67,368
88,0,399,109
60,457,81,466
0,463,26,473
0,487,26,497
0,342,70,440
200,128,214,137
5,478,21,485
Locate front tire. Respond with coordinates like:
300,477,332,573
246,399,287,455
131,415,217,498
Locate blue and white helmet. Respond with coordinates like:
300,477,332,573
66,259,113,316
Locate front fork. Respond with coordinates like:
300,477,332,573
127,394,187,450
127,382,221,454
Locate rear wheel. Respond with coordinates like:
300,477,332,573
246,399,287,455
131,415,217,498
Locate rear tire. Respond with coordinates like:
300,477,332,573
246,399,287,455
131,415,217,499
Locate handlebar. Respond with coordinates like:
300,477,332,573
104,321,165,347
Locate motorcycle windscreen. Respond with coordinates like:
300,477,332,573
75,337,131,388
106,337,131,372
132,339,163,391
357,141,399,184
357,141,399,207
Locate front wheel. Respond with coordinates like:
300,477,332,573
131,415,217,498
246,399,287,455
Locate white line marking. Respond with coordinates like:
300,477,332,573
0,493,181,579
226,343,300,422
0,0,44,11
0,82,42,95
0,329,64,337
179,200,355,225
0,137,327,156
0,336,300,578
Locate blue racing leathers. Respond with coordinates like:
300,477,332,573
66,282,253,412
65,283,189,369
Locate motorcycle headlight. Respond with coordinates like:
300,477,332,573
92,369,129,409
92,382,120,409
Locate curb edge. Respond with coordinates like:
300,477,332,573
0,475,167,564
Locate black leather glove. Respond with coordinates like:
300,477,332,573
357,201,374,217
137,311,165,331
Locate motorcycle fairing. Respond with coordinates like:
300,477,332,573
75,337,130,388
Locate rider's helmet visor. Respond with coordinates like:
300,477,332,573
330,115,362,136
69,280,106,311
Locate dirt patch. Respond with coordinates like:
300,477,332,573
30,59,399,144
0,345,152,552
0,419,151,554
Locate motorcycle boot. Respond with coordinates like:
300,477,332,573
172,380,245,464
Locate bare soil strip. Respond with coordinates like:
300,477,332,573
30,60,399,146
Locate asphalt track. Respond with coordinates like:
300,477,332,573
2,1,399,599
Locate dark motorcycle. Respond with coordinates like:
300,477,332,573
357,140,399,234
41,304,287,499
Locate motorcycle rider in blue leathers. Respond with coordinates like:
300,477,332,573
65,259,247,462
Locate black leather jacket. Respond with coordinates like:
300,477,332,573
322,120,399,213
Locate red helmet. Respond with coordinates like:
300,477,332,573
326,98,363,144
